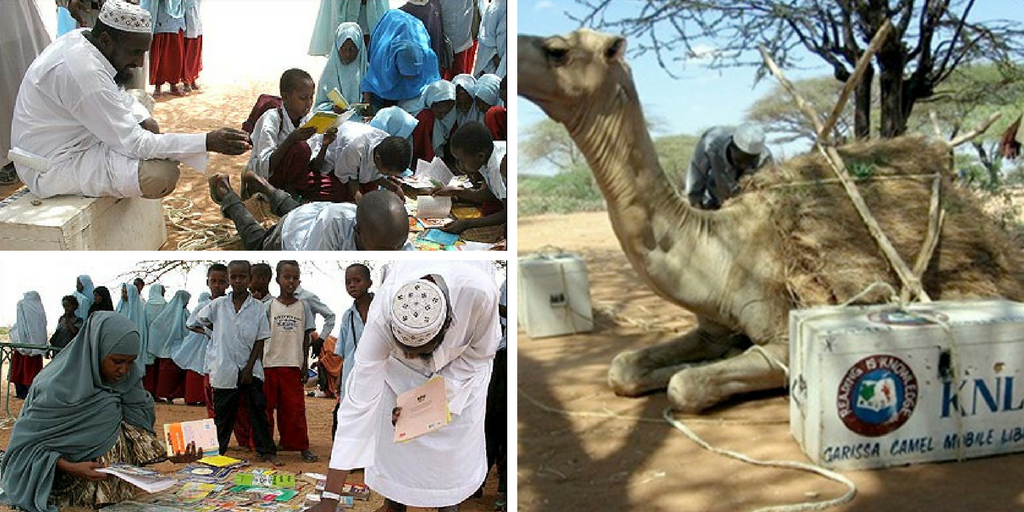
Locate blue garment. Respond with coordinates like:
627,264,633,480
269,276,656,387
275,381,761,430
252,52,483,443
73,275,95,320
171,292,211,373
145,284,167,332
361,10,441,103
315,23,367,112
116,283,151,367
0,312,153,512
143,0,186,34
334,301,367,401
147,290,191,359
370,106,419,138
56,7,77,37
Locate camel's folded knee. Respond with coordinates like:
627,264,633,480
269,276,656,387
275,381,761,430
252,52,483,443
608,350,660,397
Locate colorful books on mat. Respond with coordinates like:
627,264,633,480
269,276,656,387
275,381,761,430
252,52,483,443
228,484,299,502
177,464,235,483
197,454,247,469
420,229,460,246
233,470,296,488
95,464,176,493
164,418,219,458
394,376,451,443
176,482,225,504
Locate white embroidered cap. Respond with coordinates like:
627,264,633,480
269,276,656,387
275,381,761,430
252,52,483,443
733,124,766,156
98,0,152,34
390,279,447,347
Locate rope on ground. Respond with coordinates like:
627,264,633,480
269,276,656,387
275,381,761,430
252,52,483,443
518,387,787,426
663,408,857,512
162,196,240,251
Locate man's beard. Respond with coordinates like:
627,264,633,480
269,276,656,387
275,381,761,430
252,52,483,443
114,68,133,88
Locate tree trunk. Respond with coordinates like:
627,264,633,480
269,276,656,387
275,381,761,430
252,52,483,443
972,141,1000,188
854,65,873,140
877,45,908,138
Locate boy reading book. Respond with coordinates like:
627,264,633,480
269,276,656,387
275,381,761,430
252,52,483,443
247,68,349,202
432,122,506,237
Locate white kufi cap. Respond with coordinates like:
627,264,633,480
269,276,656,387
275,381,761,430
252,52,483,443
733,124,766,156
99,0,152,34
390,279,447,347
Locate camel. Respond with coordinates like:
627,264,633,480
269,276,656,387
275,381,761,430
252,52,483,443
518,29,1024,413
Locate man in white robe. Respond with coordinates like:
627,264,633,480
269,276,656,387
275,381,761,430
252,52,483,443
10,0,250,199
310,262,501,512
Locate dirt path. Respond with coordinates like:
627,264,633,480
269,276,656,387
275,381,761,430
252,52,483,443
517,211,1024,512
0,382,499,512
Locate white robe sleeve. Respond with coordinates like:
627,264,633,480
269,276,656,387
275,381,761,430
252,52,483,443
329,302,392,470
71,86,208,170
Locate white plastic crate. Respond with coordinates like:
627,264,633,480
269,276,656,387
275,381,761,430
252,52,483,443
518,252,594,338
789,300,1024,470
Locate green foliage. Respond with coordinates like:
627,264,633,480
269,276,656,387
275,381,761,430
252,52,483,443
654,133,701,188
519,165,606,216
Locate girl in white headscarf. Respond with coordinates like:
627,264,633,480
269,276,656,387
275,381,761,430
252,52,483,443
11,291,48,398
411,80,456,162
451,74,482,126
315,23,367,113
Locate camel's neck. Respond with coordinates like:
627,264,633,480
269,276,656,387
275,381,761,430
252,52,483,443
564,91,727,319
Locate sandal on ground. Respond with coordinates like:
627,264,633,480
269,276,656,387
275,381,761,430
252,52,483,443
0,164,18,186
301,450,319,463
257,453,285,466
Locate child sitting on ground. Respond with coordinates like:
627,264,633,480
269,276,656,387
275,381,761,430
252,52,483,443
248,68,348,202
332,122,412,202
209,171,412,251
433,122,506,236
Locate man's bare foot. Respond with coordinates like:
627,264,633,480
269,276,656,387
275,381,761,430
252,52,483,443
241,170,272,200
257,453,285,467
208,173,233,204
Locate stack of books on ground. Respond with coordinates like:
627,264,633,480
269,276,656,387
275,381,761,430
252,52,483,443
96,464,177,493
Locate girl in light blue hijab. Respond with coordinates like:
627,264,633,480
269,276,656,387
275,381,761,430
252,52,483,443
116,283,150,369
308,0,388,57
315,22,367,113
72,275,94,321
370,106,419,139
0,312,199,512
144,283,168,330
170,292,211,405
474,74,502,113
451,74,482,126
148,290,191,402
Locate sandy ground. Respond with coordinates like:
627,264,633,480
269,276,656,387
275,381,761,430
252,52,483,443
0,380,499,512
517,211,1024,512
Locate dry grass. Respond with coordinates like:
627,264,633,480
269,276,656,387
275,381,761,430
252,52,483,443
745,136,1024,306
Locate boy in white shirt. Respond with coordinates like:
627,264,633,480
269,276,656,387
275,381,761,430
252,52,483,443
433,122,506,237
263,260,318,463
189,260,280,465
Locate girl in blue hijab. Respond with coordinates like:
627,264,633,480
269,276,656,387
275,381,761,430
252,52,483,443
73,275,95,320
0,312,200,512
148,290,191,402
370,106,420,139
315,23,367,113
361,9,441,109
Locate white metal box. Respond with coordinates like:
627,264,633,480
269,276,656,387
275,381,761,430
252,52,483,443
789,300,1024,470
0,189,167,250
518,253,594,338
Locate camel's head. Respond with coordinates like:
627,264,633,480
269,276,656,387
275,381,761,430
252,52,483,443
519,29,634,129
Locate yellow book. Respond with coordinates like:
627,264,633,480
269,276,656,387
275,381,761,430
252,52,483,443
327,88,348,109
198,454,242,467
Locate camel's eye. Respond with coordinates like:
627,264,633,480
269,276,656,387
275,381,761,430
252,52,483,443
544,45,570,66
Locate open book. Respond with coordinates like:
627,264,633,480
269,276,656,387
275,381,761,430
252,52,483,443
327,88,370,115
416,195,452,219
300,109,355,134
165,418,219,458
96,464,176,493
399,158,474,191
394,376,451,442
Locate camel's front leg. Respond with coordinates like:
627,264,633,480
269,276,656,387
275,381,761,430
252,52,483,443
608,318,744,397
666,340,788,413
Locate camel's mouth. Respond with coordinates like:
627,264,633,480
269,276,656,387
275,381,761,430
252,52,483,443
517,34,556,105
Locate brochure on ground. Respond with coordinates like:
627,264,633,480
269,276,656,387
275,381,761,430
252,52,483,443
164,418,219,458
95,464,176,493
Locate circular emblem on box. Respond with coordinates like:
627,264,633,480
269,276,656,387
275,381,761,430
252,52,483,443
837,354,918,437
867,309,948,326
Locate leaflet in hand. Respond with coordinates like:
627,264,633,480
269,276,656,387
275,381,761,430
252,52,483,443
327,88,349,109
164,418,219,458
96,464,176,493
300,110,354,134
394,376,451,443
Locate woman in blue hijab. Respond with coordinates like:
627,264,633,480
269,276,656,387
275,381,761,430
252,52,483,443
370,106,419,139
361,9,441,111
315,22,367,113
0,312,200,512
